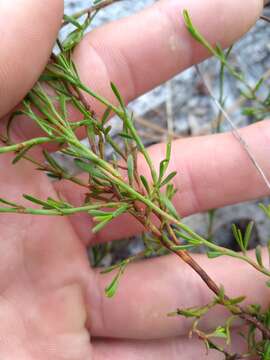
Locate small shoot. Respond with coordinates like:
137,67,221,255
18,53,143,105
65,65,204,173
89,205,129,234
231,222,254,255
104,261,128,298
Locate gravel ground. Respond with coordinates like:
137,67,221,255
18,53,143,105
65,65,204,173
63,1,270,262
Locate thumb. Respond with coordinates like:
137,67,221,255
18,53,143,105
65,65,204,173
0,0,64,118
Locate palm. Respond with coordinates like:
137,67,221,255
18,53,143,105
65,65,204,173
0,150,94,359
0,0,269,358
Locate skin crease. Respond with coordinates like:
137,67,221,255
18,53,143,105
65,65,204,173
0,0,269,358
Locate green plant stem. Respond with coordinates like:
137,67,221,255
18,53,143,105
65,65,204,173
0,202,126,216
4,130,268,279
72,138,270,277
0,136,63,154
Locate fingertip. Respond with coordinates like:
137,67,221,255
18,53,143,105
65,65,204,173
0,0,64,117
178,0,264,61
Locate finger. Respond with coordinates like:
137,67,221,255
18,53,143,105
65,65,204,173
15,0,263,140
56,120,270,245
74,0,263,113
92,331,247,360
0,0,63,118
88,249,269,339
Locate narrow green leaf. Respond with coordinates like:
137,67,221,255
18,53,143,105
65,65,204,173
263,340,270,360
207,251,223,259
174,230,202,245
12,145,33,164
172,305,210,319
260,203,270,218
243,221,254,250
256,245,263,267
75,159,107,180
217,286,225,302
140,175,150,194
112,205,129,218
242,107,257,117
254,77,264,93
59,93,69,121
105,262,127,298
23,194,48,207
215,44,226,61
232,224,244,252
105,274,119,298
158,159,168,182
47,173,61,180
183,10,215,55
0,198,20,208
93,214,112,223
166,183,177,200
127,154,134,185
160,171,177,188
119,132,133,140
267,240,270,269
171,244,196,251
63,29,84,51
62,13,91,52
161,194,180,220
166,139,172,162
43,150,64,172
247,304,261,316
46,197,71,210
158,140,172,183
240,90,255,101
226,296,246,305
104,125,112,136
89,210,111,217
106,135,126,160
86,121,95,141
63,14,83,29
211,326,227,339
224,315,235,345
100,262,123,274
111,82,125,109
92,217,112,233
101,107,112,125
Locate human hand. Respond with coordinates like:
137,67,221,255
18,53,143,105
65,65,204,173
0,0,269,358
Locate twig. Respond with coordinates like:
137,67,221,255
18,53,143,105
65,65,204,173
155,221,270,339
137,130,164,142
211,66,270,129
166,80,174,138
260,15,270,23
196,64,270,192
134,114,179,139
62,0,121,27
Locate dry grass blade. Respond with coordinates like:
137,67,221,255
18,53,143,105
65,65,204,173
134,114,179,140
196,64,270,192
